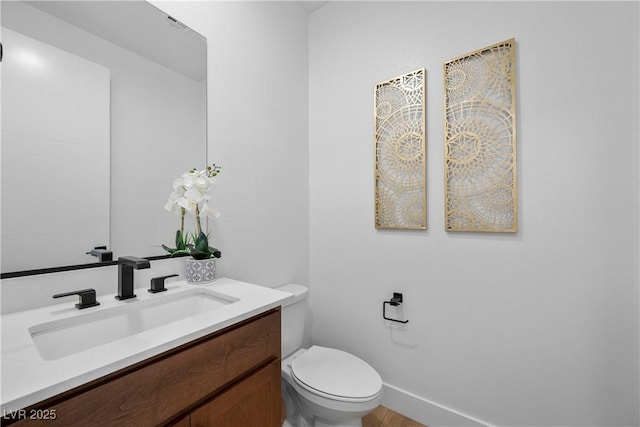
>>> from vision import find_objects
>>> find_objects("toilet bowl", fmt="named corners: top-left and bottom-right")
top-left (282, 346), bottom-right (383, 427)
top-left (276, 284), bottom-right (383, 427)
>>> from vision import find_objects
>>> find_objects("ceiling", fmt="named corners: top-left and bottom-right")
top-left (25, 1), bottom-right (207, 82)
top-left (298, 1), bottom-right (331, 14)
top-left (23, 0), bottom-right (330, 81)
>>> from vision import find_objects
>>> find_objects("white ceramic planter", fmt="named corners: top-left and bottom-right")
top-left (185, 258), bottom-right (216, 284)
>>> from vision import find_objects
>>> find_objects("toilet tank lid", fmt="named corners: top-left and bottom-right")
top-left (275, 283), bottom-right (308, 305)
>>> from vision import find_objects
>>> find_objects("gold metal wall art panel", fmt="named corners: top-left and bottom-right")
top-left (374, 68), bottom-right (426, 230)
top-left (443, 39), bottom-right (517, 232)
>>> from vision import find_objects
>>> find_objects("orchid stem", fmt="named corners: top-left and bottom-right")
top-left (180, 207), bottom-right (185, 237)
top-left (195, 206), bottom-right (202, 235)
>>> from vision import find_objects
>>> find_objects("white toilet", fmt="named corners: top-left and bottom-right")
top-left (277, 284), bottom-right (383, 427)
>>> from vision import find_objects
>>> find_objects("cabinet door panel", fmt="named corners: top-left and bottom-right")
top-left (167, 415), bottom-right (190, 427)
top-left (191, 360), bottom-right (281, 427)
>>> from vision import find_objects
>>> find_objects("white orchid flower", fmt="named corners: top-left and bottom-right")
top-left (184, 188), bottom-right (203, 202)
top-left (180, 173), bottom-right (195, 189)
top-left (164, 198), bottom-right (176, 212)
top-left (171, 187), bottom-right (185, 198)
top-left (201, 202), bottom-right (220, 219)
top-left (164, 191), bottom-right (183, 214)
top-left (177, 197), bottom-right (197, 212)
top-left (193, 176), bottom-right (209, 191)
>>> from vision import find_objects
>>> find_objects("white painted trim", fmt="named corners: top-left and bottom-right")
top-left (381, 383), bottom-right (492, 427)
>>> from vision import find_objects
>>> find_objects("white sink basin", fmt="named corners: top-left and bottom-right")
top-left (29, 288), bottom-right (239, 360)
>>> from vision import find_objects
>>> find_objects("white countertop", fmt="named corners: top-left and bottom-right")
top-left (0, 277), bottom-right (293, 412)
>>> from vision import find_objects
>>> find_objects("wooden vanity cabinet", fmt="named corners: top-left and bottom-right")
top-left (4, 308), bottom-right (281, 427)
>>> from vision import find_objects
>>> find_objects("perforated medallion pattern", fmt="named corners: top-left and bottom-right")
top-left (374, 69), bottom-right (426, 230)
top-left (444, 39), bottom-right (518, 232)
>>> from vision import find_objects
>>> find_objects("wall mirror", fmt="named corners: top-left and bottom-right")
top-left (1, 1), bottom-right (207, 276)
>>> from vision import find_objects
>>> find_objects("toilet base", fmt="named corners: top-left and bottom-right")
top-left (314, 418), bottom-right (362, 427)
top-left (282, 373), bottom-right (367, 427)
top-left (281, 415), bottom-right (361, 427)
top-left (281, 407), bottom-right (362, 427)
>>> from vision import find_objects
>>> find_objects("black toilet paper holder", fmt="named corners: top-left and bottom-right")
top-left (383, 292), bottom-right (409, 324)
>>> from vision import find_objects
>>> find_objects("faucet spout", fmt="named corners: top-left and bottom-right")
top-left (118, 256), bottom-right (151, 269)
top-left (116, 256), bottom-right (150, 301)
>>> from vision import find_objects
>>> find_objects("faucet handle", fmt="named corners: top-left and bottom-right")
top-left (149, 274), bottom-right (179, 294)
top-left (87, 246), bottom-right (113, 262)
top-left (53, 289), bottom-right (100, 309)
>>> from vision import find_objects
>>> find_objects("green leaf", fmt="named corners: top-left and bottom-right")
top-left (161, 244), bottom-right (176, 254)
top-left (166, 230), bottom-right (220, 260)
top-left (190, 250), bottom-right (210, 260)
top-left (175, 230), bottom-right (187, 250)
top-left (170, 249), bottom-right (191, 257)
top-left (194, 232), bottom-right (209, 253)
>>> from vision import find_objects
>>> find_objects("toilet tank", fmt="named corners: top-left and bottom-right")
top-left (275, 284), bottom-right (309, 359)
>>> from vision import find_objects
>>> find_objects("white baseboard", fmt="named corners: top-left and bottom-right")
top-left (381, 383), bottom-right (492, 427)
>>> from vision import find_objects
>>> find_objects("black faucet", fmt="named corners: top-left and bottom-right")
top-left (53, 289), bottom-right (100, 309)
top-left (149, 274), bottom-right (179, 294)
top-left (86, 246), bottom-right (113, 262)
top-left (116, 256), bottom-right (150, 300)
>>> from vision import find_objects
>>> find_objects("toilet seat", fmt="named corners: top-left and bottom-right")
top-left (290, 346), bottom-right (382, 403)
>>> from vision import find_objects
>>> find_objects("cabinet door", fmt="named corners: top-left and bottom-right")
top-left (190, 360), bottom-right (281, 427)
top-left (167, 415), bottom-right (190, 427)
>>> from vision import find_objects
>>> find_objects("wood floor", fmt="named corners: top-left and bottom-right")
top-left (362, 405), bottom-right (425, 427)
top-left (282, 401), bottom-right (425, 427)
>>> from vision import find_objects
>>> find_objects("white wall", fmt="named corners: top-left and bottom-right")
top-left (151, 1), bottom-right (310, 288)
top-left (309, 2), bottom-right (639, 426)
